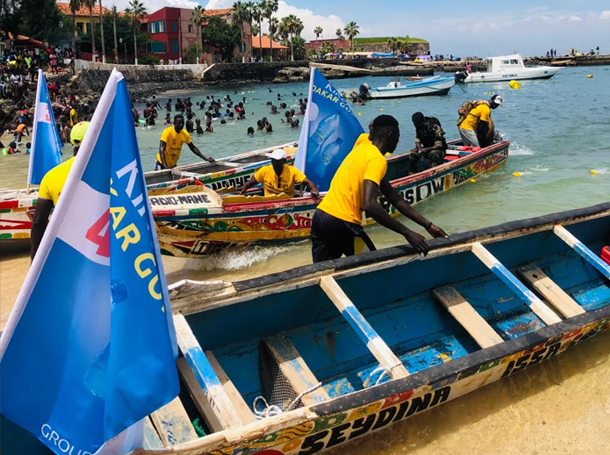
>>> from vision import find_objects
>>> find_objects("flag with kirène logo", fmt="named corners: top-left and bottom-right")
top-left (27, 69), bottom-right (63, 185)
top-left (0, 69), bottom-right (179, 455)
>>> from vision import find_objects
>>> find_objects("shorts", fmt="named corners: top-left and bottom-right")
top-left (310, 209), bottom-right (376, 263)
top-left (154, 161), bottom-right (164, 171)
top-left (458, 128), bottom-right (479, 147)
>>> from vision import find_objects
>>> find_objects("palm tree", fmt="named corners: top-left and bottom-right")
top-left (335, 28), bottom-right (343, 40)
top-left (314, 26), bottom-right (323, 40)
top-left (232, 1), bottom-right (249, 60)
top-left (99, 0), bottom-right (106, 63)
top-left (125, 0), bottom-right (147, 65)
top-left (251, 23), bottom-right (260, 37)
top-left (291, 36), bottom-right (306, 60)
top-left (191, 5), bottom-right (205, 64)
top-left (84, 0), bottom-right (97, 61)
top-left (387, 37), bottom-right (399, 54)
top-left (251, 2), bottom-right (263, 59)
top-left (262, 0), bottom-right (278, 61)
top-left (112, 5), bottom-right (118, 63)
top-left (282, 14), bottom-right (302, 61)
top-left (69, 0), bottom-right (81, 53)
top-left (343, 21), bottom-right (359, 50)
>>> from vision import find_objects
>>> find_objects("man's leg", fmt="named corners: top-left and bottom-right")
top-left (154, 161), bottom-right (164, 171)
top-left (459, 128), bottom-right (479, 147)
top-left (311, 209), bottom-right (355, 263)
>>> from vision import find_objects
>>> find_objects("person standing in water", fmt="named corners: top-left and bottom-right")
top-left (156, 114), bottom-right (215, 170)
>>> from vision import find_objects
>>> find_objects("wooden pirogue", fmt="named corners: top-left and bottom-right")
top-left (4, 203), bottom-right (609, 455)
top-left (154, 140), bottom-right (510, 257)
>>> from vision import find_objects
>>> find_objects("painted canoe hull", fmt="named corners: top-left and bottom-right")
top-left (0, 142), bottom-right (297, 242)
top-left (463, 66), bottom-right (561, 83)
top-left (155, 141), bottom-right (510, 257)
top-left (3, 203), bottom-right (610, 455)
top-left (345, 77), bottom-right (455, 99)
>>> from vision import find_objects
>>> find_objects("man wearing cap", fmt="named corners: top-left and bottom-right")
top-left (239, 149), bottom-right (319, 198)
top-left (311, 115), bottom-right (448, 263)
top-left (458, 95), bottom-right (503, 148)
top-left (30, 122), bottom-right (89, 260)
top-left (156, 114), bottom-right (215, 170)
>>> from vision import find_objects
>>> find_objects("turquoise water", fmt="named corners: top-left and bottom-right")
top-left (1, 67), bottom-right (608, 279)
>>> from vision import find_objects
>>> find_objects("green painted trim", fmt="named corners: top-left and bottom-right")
top-left (0, 233), bottom-right (13, 239)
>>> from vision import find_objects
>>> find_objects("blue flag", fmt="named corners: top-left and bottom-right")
top-left (295, 68), bottom-right (364, 191)
top-left (0, 69), bottom-right (179, 455)
top-left (27, 69), bottom-right (63, 185)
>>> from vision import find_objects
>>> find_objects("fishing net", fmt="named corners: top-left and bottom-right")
top-left (256, 342), bottom-right (300, 417)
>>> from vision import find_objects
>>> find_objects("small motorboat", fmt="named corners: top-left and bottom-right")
top-left (345, 76), bottom-right (455, 100)
top-left (455, 54), bottom-right (561, 83)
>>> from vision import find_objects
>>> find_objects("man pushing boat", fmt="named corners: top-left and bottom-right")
top-left (156, 114), bottom-right (215, 170)
top-left (311, 115), bottom-right (448, 263)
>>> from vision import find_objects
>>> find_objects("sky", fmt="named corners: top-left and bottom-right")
top-left (106, 0), bottom-right (610, 56)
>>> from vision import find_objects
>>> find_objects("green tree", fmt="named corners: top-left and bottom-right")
top-left (232, 1), bottom-right (249, 60)
top-left (281, 14), bottom-right (302, 61)
top-left (84, 0), bottom-right (96, 60)
top-left (314, 26), bottom-right (323, 40)
top-left (88, 12), bottom-right (149, 61)
top-left (291, 35), bottom-right (306, 60)
top-left (69, 0), bottom-right (82, 51)
top-left (17, 0), bottom-right (66, 44)
top-left (191, 5), bottom-right (205, 64)
top-left (251, 23), bottom-right (259, 37)
top-left (387, 37), bottom-right (399, 54)
top-left (262, 0), bottom-right (278, 61)
top-left (125, 0), bottom-right (146, 65)
top-left (99, 0), bottom-right (106, 62)
top-left (343, 21), bottom-right (359, 50)
top-left (320, 40), bottom-right (335, 57)
top-left (201, 15), bottom-right (241, 62)
top-left (251, 2), bottom-right (263, 59)
top-left (335, 28), bottom-right (343, 39)
top-left (112, 5), bottom-right (118, 62)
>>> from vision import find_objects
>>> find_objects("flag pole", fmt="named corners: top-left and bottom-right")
top-left (26, 70), bottom-right (44, 193)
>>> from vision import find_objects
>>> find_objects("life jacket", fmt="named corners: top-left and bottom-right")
top-left (457, 100), bottom-right (489, 126)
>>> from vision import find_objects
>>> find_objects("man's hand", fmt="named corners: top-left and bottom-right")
top-left (427, 224), bottom-right (449, 239)
top-left (311, 190), bottom-right (320, 198)
top-left (404, 230), bottom-right (429, 255)
top-left (207, 157), bottom-right (216, 163)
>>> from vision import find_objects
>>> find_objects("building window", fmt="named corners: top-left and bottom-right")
top-left (172, 40), bottom-right (179, 52)
top-left (160, 20), bottom-right (166, 32)
top-left (149, 22), bottom-right (156, 33)
top-left (172, 23), bottom-right (177, 32)
top-left (151, 42), bottom-right (167, 53)
top-left (188, 24), bottom-right (193, 33)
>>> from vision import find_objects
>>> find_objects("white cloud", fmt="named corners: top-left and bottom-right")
top-left (168, 0), bottom-right (200, 8)
top-left (601, 10), bottom-right (610, 19)
top-left (570, 15), bottom-right (583, 22)
top-left (272, 1), bottom-right (344, 41)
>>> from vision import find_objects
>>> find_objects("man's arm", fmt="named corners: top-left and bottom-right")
top-left (379, 178), bottom-right (448, 239)
top-left (239, 175), bottom-right (259, 195)
top-left (362, 180), bottom-right (430, 254)
top-left (187, 142), bottom-right (215, 163)
top-left (302, 177), bottom-right (320, 197)
top-left (158, 140), bottom-right (168, 168)
top-left (30, 198), bottom-right (53, 260)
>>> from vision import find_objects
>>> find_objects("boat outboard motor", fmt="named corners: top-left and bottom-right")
top-left (455, 71), bottom-right (468, 84)
top-left (359, 83), bottom-right (370, 98)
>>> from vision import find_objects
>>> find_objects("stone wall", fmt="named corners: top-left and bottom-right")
top-left (354, 42), bottom-right (430, 55)
top-left (202, 61), bottom-right (308, 84)
top-left (74, 59), bottom-right (208, 77)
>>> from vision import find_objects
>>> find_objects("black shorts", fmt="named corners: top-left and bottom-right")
top-left (310, 209), bottom-right (376, 263)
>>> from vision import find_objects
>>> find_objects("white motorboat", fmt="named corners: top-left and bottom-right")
top-left (344, 76), bottom-right (455, 100)
top-left (455, 54), bottom-right (561, 83)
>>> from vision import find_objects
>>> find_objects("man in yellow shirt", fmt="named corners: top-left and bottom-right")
top-left (239, 149), bottom-right (319, 198)
top-left (30, 122), bottom-right (88, 259)
top-left (69, 106), bottom-right (78, 127)
top-left (458, 95), bottom-right (502, 147)
top-left (312, 115), bottom-right (447, 263)
top-left (156, 114), bottom-right (215, 170)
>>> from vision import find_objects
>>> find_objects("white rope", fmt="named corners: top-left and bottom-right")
top-left (363, 362), bottom-right (403, 388)
top-left (253, 382), bottom-right (324, 418)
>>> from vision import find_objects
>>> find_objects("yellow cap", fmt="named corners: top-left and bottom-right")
top-left (70, 121), bottom-right (90, 145)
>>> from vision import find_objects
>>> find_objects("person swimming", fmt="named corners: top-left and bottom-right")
top-left (247, 126), bottom-right (255, 136)
top-left (195, 118), bottom-right (204, 134)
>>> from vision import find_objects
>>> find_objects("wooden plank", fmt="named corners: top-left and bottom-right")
top-left (174, 313), bottom-right (246, 430)
top-left (319, 276), bottom-right (409, 379)
top-left (264, 335), bottom-right (331, 406)
top-left (205, 350), bottom-right (257, 425)
top-left (518, 264), bottom-right (586, 318)
top-left (470, 242), bottom-right (561, 326)
top-left (143, 417), bottom-right (164, 449)
top-left (553, 225), bottom-right (610, 279)
top-left (432, 286), bottom-right (504, 349)
top-left (149, 397), bottom-right (198, 446)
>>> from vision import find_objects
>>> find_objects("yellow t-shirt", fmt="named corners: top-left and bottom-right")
top-left (69, 109), bottom-right (78, 127)
top-left (318, 133), bottom-right (387, 225)
top-left (254, 164), bottom-right (306, 197)
top-left (39, 157), bottom-right (75, 205)
top-left (157, 127), bottom-right (192, 168)
top-left (460, 104), bottom-right (491, 131)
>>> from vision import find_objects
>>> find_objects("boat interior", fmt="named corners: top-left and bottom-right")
top-left (156, 213), bottom-right (609, 443)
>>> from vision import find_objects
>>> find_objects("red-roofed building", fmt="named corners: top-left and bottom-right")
top-left (146, 7), bottom-right (252, 64)
top-left (252, 36), bottom-right (288, 60)
top-left (56, 1), bottom-right (112, 36)
top-left (305, 38), bottom-right (350, 52)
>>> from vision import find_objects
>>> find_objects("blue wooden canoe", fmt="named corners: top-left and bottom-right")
top-left (3, 203), bottom-right (610, 454)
